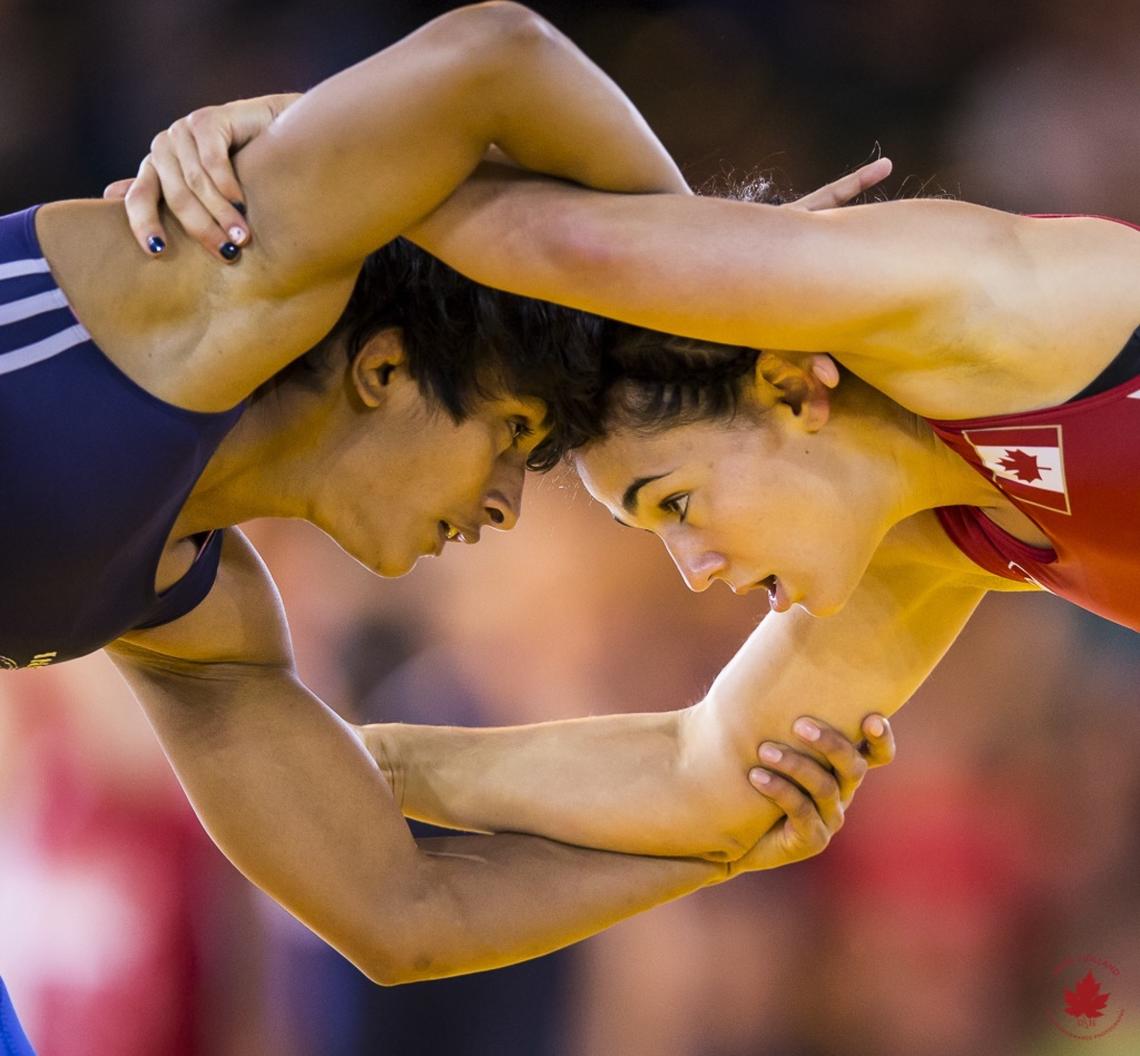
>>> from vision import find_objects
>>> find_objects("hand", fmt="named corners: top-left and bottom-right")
top-left (726, 713), bottom-right (895, 877)
top-left (768, 156), bottom-right (893, 419)
top-left (104, 92), bottom-right (301, 260)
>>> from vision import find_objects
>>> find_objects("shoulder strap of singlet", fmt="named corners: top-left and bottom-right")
top-left (133, 530), bottom-right (227, 632)
top-left (1066, 326), bottom-right (1140, 402)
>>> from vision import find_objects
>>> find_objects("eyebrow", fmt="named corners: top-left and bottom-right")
top-left (621, 471), bottom-right (673, 514)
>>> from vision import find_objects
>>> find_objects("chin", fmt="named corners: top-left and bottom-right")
top-left (360, 549), bottom-right (421, 578)
top-left (799, 576), bottom-right (855, 618)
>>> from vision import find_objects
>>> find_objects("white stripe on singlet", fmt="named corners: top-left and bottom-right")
top-left (0, 324), bottom-right (91, 377)
top-left (0, 288), bottom-right (68, 326)
top-left (0, 257), bottom-right (51, 282)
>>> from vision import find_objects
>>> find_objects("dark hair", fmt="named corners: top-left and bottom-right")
top-left (599, 325), bottom-right (762, 433)
top-left (267, 237), bottom-right (608, 471)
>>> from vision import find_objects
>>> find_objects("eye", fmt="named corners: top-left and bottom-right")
top-left (659, 493), bottom-right (690, 522)
top-left (508, 416), bottom-right (536, 446)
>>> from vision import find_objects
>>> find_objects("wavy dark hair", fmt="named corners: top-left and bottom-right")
top-left (598, 324), bottom-right (763, 435)
top-left (265, 237), bottom-right (608, 471)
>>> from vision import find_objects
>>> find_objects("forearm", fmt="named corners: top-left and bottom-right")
top-left (114, 657), bottom-right (721, 984)
top-left (400, 832), bottom-right (721, 983)
top-left (366, 532), bottom-right (983, 863)
top-left (364, 709), bottom-right (747, 860)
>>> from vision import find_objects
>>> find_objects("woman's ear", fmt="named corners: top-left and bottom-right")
top-left (350, 328), bottom-right (406, 408)
top-left (754, 351), bottom-right (837, 432)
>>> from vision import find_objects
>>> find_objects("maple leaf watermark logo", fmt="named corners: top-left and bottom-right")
top-left (996, 448), bottom-right (1043, 483)
top-left (1064, 970), bottom-right (1110, 1025)
top-left (1047, 955), bottom-right (1126, 1040)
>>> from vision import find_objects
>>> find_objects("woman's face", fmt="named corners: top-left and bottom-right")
top-left (574, 402), bottom-right (892, 617)
top-left (304, 333), bottom-right (549, 578)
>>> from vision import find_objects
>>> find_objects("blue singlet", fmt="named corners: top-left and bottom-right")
top-left (0, 206), bottom-right (245, 670)
top-left (0, 977), bottom-right (34, 1056)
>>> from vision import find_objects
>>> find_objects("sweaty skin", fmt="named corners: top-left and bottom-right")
top-left (14, 3), bottom-right (895, 984)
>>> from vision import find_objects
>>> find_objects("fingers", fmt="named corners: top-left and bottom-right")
top-left (122, 158), bottom-right (167, 255)
top-left (747, 772), bottom-right (831, 865)
top-left (121, 107), bottom-right (252, 261)
top-left (751, 739), bottom-right (844, 832)
top-left (790, 716), bottom-right (870, 808)
top-left (790, 156), bottom-right (893, 213)
top-left (859, 713), bottom-right (896, 769)
top-left (184, 108), bottom-right (247, 209)
top-left (165, 118), bottom-right (247, 259)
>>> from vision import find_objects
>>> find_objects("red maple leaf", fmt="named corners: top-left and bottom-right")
top-left (1064, 971), bottom-right (1110, 1020)
top-left (997, 448), bottom-right (1044, 483)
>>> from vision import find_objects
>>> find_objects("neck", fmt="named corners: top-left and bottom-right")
top-left (832, 376), bottom-right (1005, 527)
top-left (174, 381), bottom-right (332, 537)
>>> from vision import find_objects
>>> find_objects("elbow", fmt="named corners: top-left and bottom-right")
top-left (352, 936), bottom-right (433, 989)
top-left (673, 704), bottom-right (771, 864)
top-left (444, 3), bottom-right (560, 73)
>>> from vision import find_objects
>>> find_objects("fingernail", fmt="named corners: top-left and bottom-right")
top-left (231, 200), bottom-right (247, 216)
top-left (219, 241), bottom-right (240, 261)
top-left (794, 719), bottom-right (820, 742)
top-left (750, 768), bottom-right (771, 786)
top-left (759, 744), bottom-right (783, 764)
top-left (228, 226), bottom-right (247, 245)
top-left (147, 235), bottom-right (165, 255)
top-left (866, 715), bottom-right (885, 737)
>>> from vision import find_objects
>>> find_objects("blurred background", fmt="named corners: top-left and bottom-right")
top-left (2, 1), bottom-right (1139, 1053)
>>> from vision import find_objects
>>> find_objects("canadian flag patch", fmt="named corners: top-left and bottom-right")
top-left (962, 425), bottom-right (1070, 514)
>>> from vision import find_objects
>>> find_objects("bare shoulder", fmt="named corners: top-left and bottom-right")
top-left (836, 206), bottom-right (1140, 417)
top-left (35, 200), bottom-right (358, 412)
top-left (109, 528), bottom-right (294, 677)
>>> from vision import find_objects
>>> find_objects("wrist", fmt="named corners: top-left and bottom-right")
top-left (358, 722), bottom-right (408, 810)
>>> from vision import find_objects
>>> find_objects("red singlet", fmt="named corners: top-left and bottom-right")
top-left (928, 214), bottom-right (1140, 629)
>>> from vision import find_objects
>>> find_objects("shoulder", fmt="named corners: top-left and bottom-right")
top-left (35, 200), bottom-right (359, 412)
top-left (839, 210), bottom-right (1140, 417)
top-left (110, 528), bottom-right (294, 677)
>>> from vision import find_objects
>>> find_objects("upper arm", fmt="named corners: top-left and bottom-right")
top-left (677, 517), bottom-right (986, 856)
top-left (421, 180), bottom-right (1140, 411)
top-left (108, 531), bottom-right (430, 980)
top-left (419, 184), bottom-right (1018, 357)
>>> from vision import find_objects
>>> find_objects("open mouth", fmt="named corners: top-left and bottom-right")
top-left (439, 520), bottom-right (461, 542)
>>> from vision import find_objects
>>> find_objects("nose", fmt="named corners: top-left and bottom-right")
top-left (665, 538), bottom-right (728, 592)
top-left (483, 461), bottom-right (525, 532)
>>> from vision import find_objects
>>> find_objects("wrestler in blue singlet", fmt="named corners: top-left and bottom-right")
top-left (0, 206), bottom-right (245, 671)
top-left (0, 977), bottom-right (35, 1056)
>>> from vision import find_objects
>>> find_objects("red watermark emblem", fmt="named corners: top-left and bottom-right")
top-left (1047, 955), bottom-right (1126, 1040)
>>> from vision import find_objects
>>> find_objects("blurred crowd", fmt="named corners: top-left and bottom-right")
top-left (2, 1), bottom-right (1139, 1054)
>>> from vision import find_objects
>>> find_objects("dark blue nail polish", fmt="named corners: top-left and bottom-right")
top-left (231, 201), bottom-right (247, 217)
top-left (219, 241), bottom-right (240, 261)
top-left (147, 235), bottom-right (165, 255)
